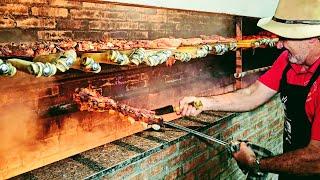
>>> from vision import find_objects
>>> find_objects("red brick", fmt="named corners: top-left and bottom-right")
top-left (82, 2), bottom-right (112, 9)
top-left (184, 171), bottom-right (195, 180)
top-left (222, 123), bottom-right (241, 138)
top-left (51, 86), bottom-right (59, 96)
top-left (111, 4), bottom-right (140, 12)
top-left (38, 30), bottom-right (73, 40)
top-left (156, 9), bottom-right (167, 15)
top-left (128, 31), bottom-right (148, 40)
top-left (89, 21), bottom-right (139, 30)
top-left (148, 30), bottom-right (167, 39)
top-left (130, 172), bottom-right (148, 180)
top-left (165, 167), bottom-right (182, 180)
top-left (0, 4), bottom-right (28, 15)
top-left (104, 31), bottom-right (128, 39)
top-left (113, 164), bottom-right (135, 178)
top-left (31, 7), bottom-right (68, 17)
top-left (167, 14), bottom-right (188, 23)
top-left (149, 164), bottom-right (164, 177)
top-left (70, 9), bottom-right (108, 19)
top-left (183, 151), bottom-right (208, 173)
top-left (49, 0), bottom-right (82, 8)
top-left (196, 156), bottom-right (223, 178)
top-left (17, 18), bottom-right (56, 29)
top-left (116, 22), bottom-right (139, 30)
top-left (106, 12), bottom-right (127, 21)
top-left (141, 144), bottom-right (177, 168)
top-left (168, 146), bottom-right (198, 167)
top-left (125, 81), bottom-right (147, 91)
top-left (0, 17), bottom-right (15, 28)
top-left (88, 21), bottom-right (109, 30)
top-left (179, 137), bottom-right (197, 150)
top-left (13, 0), bottom-right (47, 3)
top-left (125, 12), bottom-right (142, 22)
top-left (164, 73), bottom-right (182, 83)
top-left (57, 19), bottom-right (87, 30)
top-left (137, 7), bottom-right (157, 15)
top-left (73, 31), bottom-right (104, 41)
top-left (140, 14), bottom-right (167, 23)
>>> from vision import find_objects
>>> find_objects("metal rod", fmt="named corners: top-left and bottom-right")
top-left (164, 121), bottom-right (227, 146)
top-left (235, 16), bottom-right (243, 89)
top-left (234, 66), bottom-right (271, 78)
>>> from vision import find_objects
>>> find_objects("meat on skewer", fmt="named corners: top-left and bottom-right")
top-left (73, 88), bottom-right (163, 125)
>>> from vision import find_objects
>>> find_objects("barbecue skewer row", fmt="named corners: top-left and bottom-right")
top-left (0, 36), bottom-right (278, 58)
top-left (237, 38), bottom-right (279, 48)
top-left (234, 66), bottom-right (272, 78)
top-left (82, 42), bottom-right (237, 66)
top-left (6, 58), bottom-right (57, 77)
top-left (82, 49), bottom-right (172, 66)
top-left (0, 59), bottom-right (16, 77)
top-left (33, 50), bottom-right (77, 72)
top-left (73, 88), bottom-right (163, 125)
top-left (71, 57), bottom-right (102, 73)
top-left (34, 50), bottom-right (101, 73)
top-left (252, 38), bottom-right (279, 48)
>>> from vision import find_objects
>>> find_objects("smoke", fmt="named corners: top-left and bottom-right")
top-left (0, 101), bottom-right (41, 176)
top-left (0, 103), bottom-right (39, 151)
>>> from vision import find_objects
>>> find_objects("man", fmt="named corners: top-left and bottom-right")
top-left (178, 0), bottom-right (320, 178)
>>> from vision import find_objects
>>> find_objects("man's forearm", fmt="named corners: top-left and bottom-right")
top-left (260, 144), bottom-right (320, 175)
top-left (200, 92), bottom-right (258, 112)
top-left (200, 81), bottom-right (274, 112)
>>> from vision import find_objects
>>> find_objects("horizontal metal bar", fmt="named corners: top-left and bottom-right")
top-left (164, 121), bottom-right (227, 146)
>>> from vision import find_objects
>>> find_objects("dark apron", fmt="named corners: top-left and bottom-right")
top-left (279, 63), bottom-right (320, 179)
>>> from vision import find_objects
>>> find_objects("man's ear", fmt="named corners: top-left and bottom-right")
top-left (308, 37), bottom-right (319, 44)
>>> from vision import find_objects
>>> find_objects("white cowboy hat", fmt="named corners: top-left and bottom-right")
top-left (257, 0), bottom-right (320, 39)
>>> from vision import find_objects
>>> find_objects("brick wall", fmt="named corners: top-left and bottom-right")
top-left (0, 0), bottom-right (283, 179)
top-left (91, 95), bottom-right (284, 179)
top-left (0, 0), bottom-right (234, 43)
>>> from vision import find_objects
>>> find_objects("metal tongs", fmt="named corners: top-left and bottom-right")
top-left (164, 121), bottom-right (273, 180)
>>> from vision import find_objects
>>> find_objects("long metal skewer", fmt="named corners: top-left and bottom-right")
top-left (164, 121), bottom-right (228, 146)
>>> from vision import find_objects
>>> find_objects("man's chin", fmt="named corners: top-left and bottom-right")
top-left (289, 60), bottom-right (303, 65)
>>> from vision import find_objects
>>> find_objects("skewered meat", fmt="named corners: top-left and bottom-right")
top-left (180, 38), bottom-right (203, 46)
top-left (200, 35), bottom-right (236, 43)
top-left (149, 38), bottom-right (182, 49)
top-left (58, 39), bottom-right (77, 50)
top-left (73, 88), bottom-right (163, 125)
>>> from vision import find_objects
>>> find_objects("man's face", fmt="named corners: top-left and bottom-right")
top-left (277, 38), bottom-right (311, 65)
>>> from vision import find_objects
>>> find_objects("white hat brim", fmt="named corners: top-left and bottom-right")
top-left (257, 17), bottom-right (320, 39)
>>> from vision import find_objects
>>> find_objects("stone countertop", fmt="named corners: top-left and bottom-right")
top-left (12, 111), bottom-right (237, 180)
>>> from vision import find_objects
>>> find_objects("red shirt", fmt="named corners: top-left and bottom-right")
top-left (259, 50), bottom-right (320, 141)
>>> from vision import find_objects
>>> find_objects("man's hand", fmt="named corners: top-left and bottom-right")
top-left (233, 142), bottom-right (257, 169)
top-left (178, 96), bottom-right (203, 116)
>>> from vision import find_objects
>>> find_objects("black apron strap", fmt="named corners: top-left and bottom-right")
top-left (307, 64), bottom-right (320, 88)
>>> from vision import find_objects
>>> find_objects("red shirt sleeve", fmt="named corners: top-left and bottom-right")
top-left (310, 84), bottom-right (320, 141)
top-left (258, 51), bottom-right (289, 91)
top-left (311, 112), bottom-right (320, 141)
